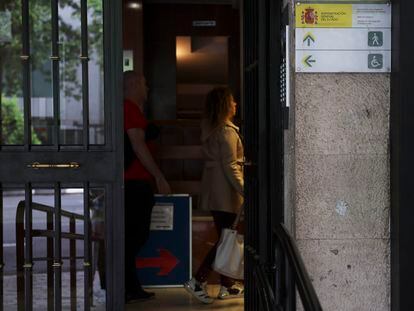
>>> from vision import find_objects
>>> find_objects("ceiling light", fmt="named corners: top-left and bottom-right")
top-left (127, 2), bottom-right (142, 10)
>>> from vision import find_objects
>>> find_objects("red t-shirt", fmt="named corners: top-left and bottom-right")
top-left (124, 99), bottom-right (156, 181)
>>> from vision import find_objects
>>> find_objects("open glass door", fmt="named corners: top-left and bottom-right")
top-left (0, 0), bottom-right (123, 310)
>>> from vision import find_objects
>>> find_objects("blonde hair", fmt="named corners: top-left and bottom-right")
top-left (204, 87), bottom-right (233, 128)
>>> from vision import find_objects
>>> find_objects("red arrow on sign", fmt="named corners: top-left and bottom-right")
top-left (136, 249), bottom-right (180, 276)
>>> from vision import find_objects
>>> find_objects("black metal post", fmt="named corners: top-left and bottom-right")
top-left (70, 216), bottom-right (77, 311)
top-left (81, 0), bottom-right (90, 149)
top-left (51, 0), bottom-right (60, 149)
top-left (0, 185), bottom-right (3, 311)
top-left (47, 211), bottom-right (54, 311)
top-left (22, 0), bottom-right (31, 149)
top-left (83, 183), bottom-right (91, 310)
top-left (16, 201), bottom-right (25, 311)
top-left (24, 184), bottom-right (33, 311)
top-left (53, 183), bottom-right (62, 311)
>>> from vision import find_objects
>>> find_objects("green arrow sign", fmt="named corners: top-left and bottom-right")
top-left (303, 32), bottom-right (315, 47)
top-left (302, 55), bottom-right (316, 68)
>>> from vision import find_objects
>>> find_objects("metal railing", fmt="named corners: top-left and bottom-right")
top-left (16, 200), bottom-right (93, 311)
top-left (246, 223), bottom-right (323, 311)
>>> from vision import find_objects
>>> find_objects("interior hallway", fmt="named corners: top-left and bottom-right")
top-left (126, 286), bottom-right (244, 311)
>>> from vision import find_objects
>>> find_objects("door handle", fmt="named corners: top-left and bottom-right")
top-left (27, 162), bottom-right (80, 169)
top-left (243, 160), bottom-right (256, 167)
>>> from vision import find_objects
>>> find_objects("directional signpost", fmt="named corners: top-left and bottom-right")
top-left (295, 3), bottom-right (392, 73)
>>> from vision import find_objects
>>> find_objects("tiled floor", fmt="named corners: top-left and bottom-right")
top-left (126, 286), bottom-right (244, 311)
top-left (3, 273), bottom-right (243, 310)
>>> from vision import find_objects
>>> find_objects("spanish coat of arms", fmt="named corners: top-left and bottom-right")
top-left (301, 7), bottom-right (318, 25)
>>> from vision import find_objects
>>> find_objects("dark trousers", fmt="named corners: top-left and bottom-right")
top-left (195, 211), bottom-right (237, 287)
top-left (125, 180), bottom-right (155, 294)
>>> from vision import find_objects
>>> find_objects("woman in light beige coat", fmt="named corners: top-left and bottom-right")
top-left (184, 87), bottom-right (244, 304)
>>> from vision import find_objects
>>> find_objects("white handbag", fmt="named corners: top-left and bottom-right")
top-left (212, 209), bottom-right (244, 280)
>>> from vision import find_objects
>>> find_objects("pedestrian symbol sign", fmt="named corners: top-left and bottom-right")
top-left (368, 31), bottom-right (383, 47)
top-left (368, 54), bottom-right (383, 69)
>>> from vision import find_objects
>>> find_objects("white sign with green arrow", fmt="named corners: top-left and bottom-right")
top-left (296, 50), bottom-right (391, 73)
top-left (295, 3), bottom-right (391, 73)
top-left (296, 28), bottom-right (391, 50)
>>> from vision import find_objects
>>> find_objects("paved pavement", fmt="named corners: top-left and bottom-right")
top-left (2, 271), bottom-right (106, 310)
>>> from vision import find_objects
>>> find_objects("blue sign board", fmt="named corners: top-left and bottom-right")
top-left (136, 194), bottom-right (192, 287)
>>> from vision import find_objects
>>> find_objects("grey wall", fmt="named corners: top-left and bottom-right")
top-left (294, 74), bottom-right (390, 310)
top-left (289, 4), bottom-right (391, 309)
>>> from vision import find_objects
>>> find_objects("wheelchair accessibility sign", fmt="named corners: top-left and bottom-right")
top-left (368, 54), bottom-right (383, 70)
top-left (296, 50), bottom-right (391, 73)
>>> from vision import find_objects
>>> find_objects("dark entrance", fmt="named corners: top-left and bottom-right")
top-left (123, 0), bottom-right (286, 309)
top-left (0, 0), bottom-right (123, 310)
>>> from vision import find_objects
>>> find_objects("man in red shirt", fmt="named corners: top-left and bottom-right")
top-left (123, 71), bottom-right (171, 303)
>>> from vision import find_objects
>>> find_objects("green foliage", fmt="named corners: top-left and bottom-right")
top-left (1, 97), bottom-right (40, 145)
top-left (0, 0), bottom-right (103, 100)
top-left (0, 0), bottom-right (103, 145)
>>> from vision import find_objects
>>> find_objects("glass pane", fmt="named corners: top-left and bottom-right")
top-left (30, 0), bottom-right (53, 145)
top-left (89, 188), bottom-right (106, 308)
top-left (60, 187), bottom-right (106, 309)
top-left (88, 1), bottom-right (105, 145)
top-left (59, 0), bottom-right (83, 145)
top-left (31, 187), bottom-right (55, 309)
top-left (0, 3), bottom-right (24, 145)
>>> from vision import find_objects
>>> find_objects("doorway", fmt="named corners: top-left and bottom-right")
top-left (123, 0), bottom-right (246, 309)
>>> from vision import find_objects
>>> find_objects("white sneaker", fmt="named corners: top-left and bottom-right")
top-left (184, 278), bottom-right (214, 304)
top-left (217, 283), bottom-right (244, 299)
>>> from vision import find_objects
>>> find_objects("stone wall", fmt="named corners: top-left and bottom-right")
top-left (293, 73), bottom-right (390, 310)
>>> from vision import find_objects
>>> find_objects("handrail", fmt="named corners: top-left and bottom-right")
top-left (25, 201), bottom-right (85, 220)
top-left (245, 245), bottom-right (281, 311)
top-left (15, 200), bottom-right (93, 311)
top-left (273, 223), bottom-right (323, 311)
top-left (246, 223), bottom-right (323, 311)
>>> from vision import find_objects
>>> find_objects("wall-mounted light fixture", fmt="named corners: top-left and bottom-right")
top-left (127, 2), bottom-right (142, 10)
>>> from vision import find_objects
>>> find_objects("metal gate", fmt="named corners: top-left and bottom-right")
top-left (0, 0), bottom-right (123, 310)
top-left (243, 0), bottom-right (284, 310)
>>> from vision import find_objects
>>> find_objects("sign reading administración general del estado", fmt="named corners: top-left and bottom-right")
top-left (295, 3), bottom-right (392, 73)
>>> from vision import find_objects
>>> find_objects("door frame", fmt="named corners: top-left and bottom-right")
top-left (103, 0), bottom-right (124, 309)
top-left (243, 0), bottom-right (284, 310)
top-left (390, 1), bottom-right (414, 310)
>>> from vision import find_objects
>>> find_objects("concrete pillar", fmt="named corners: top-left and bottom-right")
top-left (288, 4), bottom-right (391, 309)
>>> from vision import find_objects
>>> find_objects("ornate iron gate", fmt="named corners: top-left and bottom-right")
top-left (0, 0), bottom-right (123, 310)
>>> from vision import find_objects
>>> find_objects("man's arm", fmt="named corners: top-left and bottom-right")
top-left (126, 127), bottom-right (171, 194)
